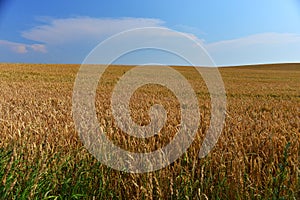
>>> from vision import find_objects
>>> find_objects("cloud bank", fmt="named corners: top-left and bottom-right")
top-left (0, 40), bottom-right (47, 54)
top-left (21, 17), bottom-right (165, 45)
top-left (1, 16), bottom-right (300, 65)
top-left (206, 33), bottom-right (300, 66)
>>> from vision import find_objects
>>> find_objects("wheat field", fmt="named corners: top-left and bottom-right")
top-left (0, 63), bottom-right (299, 199)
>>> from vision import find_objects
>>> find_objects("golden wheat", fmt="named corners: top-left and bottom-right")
top-left (0, 63), bottom-right (299, 199)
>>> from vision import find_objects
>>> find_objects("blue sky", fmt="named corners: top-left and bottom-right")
top-left (0, 0), bottom-right (300, 66)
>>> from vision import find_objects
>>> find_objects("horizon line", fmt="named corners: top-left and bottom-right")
top-left (0, 61), bottom-right (300, 68)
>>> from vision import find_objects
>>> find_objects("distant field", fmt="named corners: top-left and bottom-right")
top-left (0, 63), bottom-right (299, 199)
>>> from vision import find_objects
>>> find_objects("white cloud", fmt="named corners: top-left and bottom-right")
top-left (1, 16), bottom-right (300, 65)
top-left (17, 17), bottom-right (209, 64)
top-left (206, 32), bottom-right (300, 50)
top-left (13, 44), bottom-right (28, 54)
top-left (174, 24), bottom-right (206, 36)
top-left (205, 33), bottom-right (300, 66)
top-left (0, 40), bottom-right (47, 54)
top-left (21, 17), bottom-right (165, 45)
top-left (30, 44), bottom-right (47, 53)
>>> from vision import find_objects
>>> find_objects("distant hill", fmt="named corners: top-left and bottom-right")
top-left (220, 63), bottom-right (300, 71)
top-left (1, 62), bottom-right (300, 71)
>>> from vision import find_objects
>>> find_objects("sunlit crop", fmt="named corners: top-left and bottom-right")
top-left (0, 63), bottom-right (299, 199)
